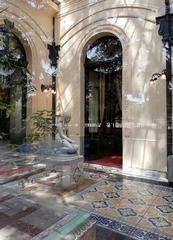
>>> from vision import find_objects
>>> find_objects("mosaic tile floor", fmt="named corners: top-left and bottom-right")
top-left (4, 169), bottom-right (172, 239)
top-left (0, 143), bottom-right (172, 239)
top-left (64, 176), bottom-right (173, 240)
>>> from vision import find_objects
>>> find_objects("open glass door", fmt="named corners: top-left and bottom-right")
top-left (84, 36), bottom-right (122, 167)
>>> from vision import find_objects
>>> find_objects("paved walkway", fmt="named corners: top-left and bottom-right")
top-left (1, 142), bottom-right (173, 239)
top-left (9, 167), bottom-right (172, 240)
top-left (64, 171), bottom-right (173, 240)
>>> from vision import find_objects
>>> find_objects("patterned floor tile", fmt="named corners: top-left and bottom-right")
top-left (119, 215), bottom-right (142, 226)
top-left (130, 227), bottom-right (168, 240)
top-left (65, 178), bottom-right (173, 239)
top-left (104, 191), bottom-right (121, 199)
top-left (91, 214), bottom-right (134, 236)
top-left (163, 196), bottom-right (173, 203)
top-left (167, 212), bottom-right (173, 222)
top-left (136, 218), bottom-right (158, 232)
top-left (156, 205), bottom-right (173, 214)
top-left (156, 224), bottom-right (173, 239)
top-left (141, 194), bottom-right (157, 204)
top-left (127, 204), bottom-right (148, 217)
top-left (94, 207), bottom-right (121, 219)
top-left (92, 200), bottom-right (108, 209)
top-left (142, 203), bottom-right (173, 238)
top-left (128, 198), bottom-right (146, 205)
top-left (98, 185), bottom-right (116, 193)
top-left (146, 205), bottom-right (162, 217)
top-left (82, 191), bottom-right (104, 201)
top-left (118, 208), bottom-right (137, 217)
top-left (108, 198), bottom-right (130, 208)
top-left (114, 184), bottom-right (129, 192)
top-left (148, 217), bottom-right (171, 228)
top-left (154, 197), bottom-right (170, 205)
top-left (3, 169), bottom-right (173, 240)
top-left (153, 210), bottom-right (173, 239)
top-left (95, 181), bottom-right (131, 198)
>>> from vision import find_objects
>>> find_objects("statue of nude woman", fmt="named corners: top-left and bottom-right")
top-left (55, 112), bottom-right (78, 154)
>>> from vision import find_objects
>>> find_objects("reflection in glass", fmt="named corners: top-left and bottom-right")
top-left (0, 27), bottom-right (28, 143)
top-left (85, 36), bottom-right (122, 160)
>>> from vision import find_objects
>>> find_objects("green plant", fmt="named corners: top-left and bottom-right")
top-left (26, 110), bottom-right (55, 143)
top-left (0, 102), bottom-right (16, 118)
top-left (0, 102), bottom-right (16, 139)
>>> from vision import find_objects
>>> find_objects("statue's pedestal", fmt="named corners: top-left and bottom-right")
top-left (41, 154), bottom-right (84, 188)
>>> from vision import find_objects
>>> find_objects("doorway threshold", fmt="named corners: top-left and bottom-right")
top-left (84, 163), bottom-right (168, 183)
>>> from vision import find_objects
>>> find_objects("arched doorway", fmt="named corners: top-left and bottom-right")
top-left (84, 35), bottom-right (122, 167)
top-left (0, 25), bottom-right (28, 143)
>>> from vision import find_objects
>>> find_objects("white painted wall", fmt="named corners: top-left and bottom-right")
top-left (58, 0), bottom-right (167, 172)
top-left (1, 0), bottom-right (169, 172)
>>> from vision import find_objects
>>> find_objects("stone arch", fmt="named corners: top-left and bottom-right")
top-left (0, 6), bottom-right (50, 86)
top-left (0, 24), bottom-right (31, 141)
top-left (79, 25), bottom-right (128, 63)
top-left (79, 26), bottom-right (129, 158)
top-left (0, 6), bottom-right (51, 138)
top-left (0, 5), bottom-right (53, 129)
top-left (0, 17), bottom-right (36, 135)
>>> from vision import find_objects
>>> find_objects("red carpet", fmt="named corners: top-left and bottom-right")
top-left (0, 167), bottom-right (31, 176)
top-left (90, 155), bottom-right (122, 168)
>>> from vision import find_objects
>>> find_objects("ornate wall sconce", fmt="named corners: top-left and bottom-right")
top-left (150, 70), bottom-right (167, 85)
top-left (41, 84), bottom-right (56, 94)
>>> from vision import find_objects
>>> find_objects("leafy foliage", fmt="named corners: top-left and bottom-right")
top-left (86, 36), bottom-right (122, 73)
top-left (0, 20), bottom-right (28, 79)
top-left (25, 110), bottom-right (55, 143)
top-left (0, 19), bottom-right (27, 139)
top-left (0, 102), bottom-right (15, 118)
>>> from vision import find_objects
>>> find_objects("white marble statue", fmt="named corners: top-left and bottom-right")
top-left (55, 112), bottom-right (78, 154)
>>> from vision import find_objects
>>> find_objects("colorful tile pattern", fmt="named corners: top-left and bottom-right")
top-left (65, 176), bottom-right (173, 239)
top-left (92, 201), bottom-right (108, 209)
top-left (128, 198), bottom-right (145, 205)
top-left (163, 196), bottom-right (173, 203)
top-left (1, 149), bottom-right (173, 240)
top-left (156, 205), bottom-right (173, 214)
top-left (117, 208), bottom-right (137, 217)
top-left (104, 192), bottom-right (120, 199)
top-left (148, 217), bottom-right (171, 228)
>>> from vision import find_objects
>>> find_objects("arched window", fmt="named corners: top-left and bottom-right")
top-left (0, 26), bottom-right (28, 142)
